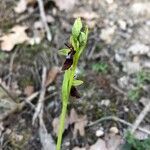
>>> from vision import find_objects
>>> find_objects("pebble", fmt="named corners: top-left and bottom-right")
top-left (115, 53), bottom-right (123, 62)
top-left (100, 26), bottom-right (116, 44)
top-left (100, 99), bottom-right (110, 107)
top-left (109, 127), bottom-right (119, 134)
top-left (96, 128), bottom-right (104, 137)
top-left (133, 56), bottom-right (140, 63)
top-left (123, 62), bottom-right (141, 74)
top-left (123, 106), bottom-right (129, 112)
top-left (118, 20), bottom-right (127, 30)
top-left (64, 141), bottom-right (70, 146)
top-left (118, 76), bottom-right (129, 89)
top-left (142, 60), bottom-right (150, 69)
top-left (105, 0), bottom-right (114, 4)
top-left (127, 43), bottom-right (150, 56)
top-left (131, 2), bottom-right (150, 16)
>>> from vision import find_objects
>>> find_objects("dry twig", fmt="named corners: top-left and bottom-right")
top-left (32, 66), bottom-right (47, 125)
top-left (7, 48), bottom-right (18, 87)
top-left (37, 0), bottom-right (52, 41)
top-left (131, 99), bottom-right (150, 134)
top-left (0, 91), bottom-right (39, 121)
top-left (39, 104), bottom-right (56, 150)
top-left (110, 83), bottom-right (127, 96)
top-left (87, 116), bottom-right (150, 135)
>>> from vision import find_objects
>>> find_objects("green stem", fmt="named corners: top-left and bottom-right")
top-left (56, 57), bottom-right (78, 150)
top-left (56, 103), bottom-right (68, 150)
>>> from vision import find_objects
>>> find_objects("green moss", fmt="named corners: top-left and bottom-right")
top-left (122, 131), bottom-right (150, 150)
top-left (92, 62), bottom-right (109, 74)
top-left (128, 88), bottom-right (141, 101)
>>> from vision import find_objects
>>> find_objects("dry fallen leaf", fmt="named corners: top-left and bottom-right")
top-left (69, 108), bottom-right (79, 124)
top-left (73, 114), bottom-right (87, 138)
top-left (52, 116), bottom-right (69, 136)
top-left (0, 25), bottom-right (30, 51)
top-left (52, 108), bottom-right (87, 138)
top-left (45, 67), bottom-right (61, 86)
top-left (69, 108), bottom-right (88, 138)
top-left (54, 0), bottom-right (77, 11)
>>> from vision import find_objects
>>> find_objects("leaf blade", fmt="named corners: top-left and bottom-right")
top-left (73, 79), bottom-right (83, 86)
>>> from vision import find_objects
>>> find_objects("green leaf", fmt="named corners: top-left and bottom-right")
top-left (78, 26), bottom-right (88, 56)
top-left (72, 18), bottom-right (82, 39)
top-left (84, 26), bottom-right (88, 42)
top-left (79, 32), bottom-right (86, 44)
top-left (58, 49), bottom-right (70, 56)
top-left (73, 79), bottom-right (83, 86)
top-left (70, 36), bottom-right (79, 51)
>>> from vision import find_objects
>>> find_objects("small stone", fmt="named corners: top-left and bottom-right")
top-left (118, 20), bottom-right (127, 30)
top-left (131, 2), bottom-right (150, 16)
top-left (100, 99), bottom-right (110, 107)
top-left (34, 21), bottom-right (44, 29)
top-left (105, 0), bottom-right (114, 4)
top-left (96, 129), bottom-right (104, 137)
top-left (133, 56), bottom-right (140, 63)
top-left (142, 60), bottom-right (150, 69)
top-left (123, 62), bottom-right (141, 74)
top-left (6, 129), bottom-right (11, 134)
top-left (100, 26), bottom-right (116, 44)
top-left (109, 127), bottom-right (119, 134)
top-left (64, 141), bottom-right (70, 146)
top-left (123, 106), bottom-right (129, 112)
top-left (118, 76), bottom-right (129, 89)
top-left (146, 20), bottom-right (150, 26)
top-left (115, 53), bottom-right (123, 62)
top-left (128, 43), bottom-right (150, 56)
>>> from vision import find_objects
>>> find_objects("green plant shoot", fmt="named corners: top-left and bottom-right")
top-left (56, 18), bottom-right (88, 150)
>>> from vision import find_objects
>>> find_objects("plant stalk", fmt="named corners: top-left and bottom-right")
top-left (56, 103), bottom-right (68, 150)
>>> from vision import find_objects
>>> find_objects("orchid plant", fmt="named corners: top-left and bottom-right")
top-left (56, 18), bottom-right (88, 150)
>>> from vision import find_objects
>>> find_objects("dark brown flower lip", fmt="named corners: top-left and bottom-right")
top-left (61, 43), bottom-right (76, 71)
top-left (62, 58), bottom-right (73, 70)
top-left (70, 86), bottom-right (80, 98)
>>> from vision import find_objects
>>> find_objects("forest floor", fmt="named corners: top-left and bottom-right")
top-left (0, 0), bottom-right (150, 150)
